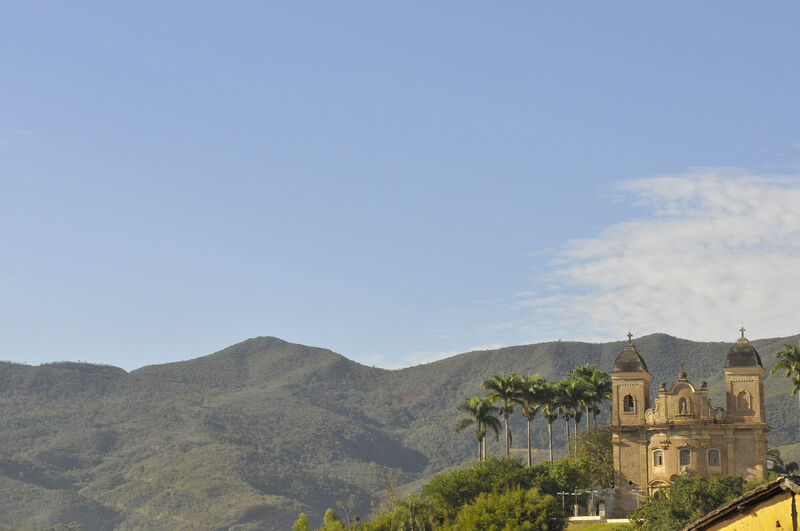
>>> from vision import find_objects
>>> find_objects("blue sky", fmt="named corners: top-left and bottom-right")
top-left (2, 3), bottom-right (800, 369)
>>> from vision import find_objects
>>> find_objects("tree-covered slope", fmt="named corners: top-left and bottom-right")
top-left (0, 333), bottom-right (798, 529)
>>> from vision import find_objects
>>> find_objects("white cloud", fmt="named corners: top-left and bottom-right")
top-left (520, 169), bottom-right (800, 343)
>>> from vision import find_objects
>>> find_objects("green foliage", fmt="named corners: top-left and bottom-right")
top-left (446, 487), bottom-right (566, 531)
top-left (628, 474), bottom-right (760, 531)
top-left (455, 396), bottom-right (501, 461)
top-left (365, 457), bottom-right (593, 528)
top-left (575, 427), bottom-right (614, 488)
top-left (293, 512), bottom-right (311, 531)
top-left (548, 458), bottom-right (592, 493)
top-left (321, 508), bottom-right (345, 530)
top-left (0, 333), bottom-right (797, 528)
top-left (422, 458), bottom-right (537, 520)
top-left (772, 343), bottom-right (800, 394)
top-left (566, 524), bottom-right (629, 531)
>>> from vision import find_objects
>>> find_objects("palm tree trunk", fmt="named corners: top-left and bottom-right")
top-left (527, 420), bottom-right (532, 467)
top-left (573, 418), bottom-right (578, 454)
top-left (547, 421), bottom-right (554, 463)
top-left (478, 437), bottom-right (482, 461)
top-left (586, 404), bottom-right (590, 433)
top-left (565, 418), bottom-right (571, 456)
top-left (504, 415), bottom-right (510, 457)
top-left (483, 436), bottom-right (487, 461)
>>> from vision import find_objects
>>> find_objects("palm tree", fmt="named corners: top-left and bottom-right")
top-left (518, 374), bottom-right (544, 466)
top-left (455, 396), bottom-right (501, 461)
top-left (568, 364), bottom-right (611, 430)
top-left (555, 380), bottom-right (575, 456)
top-left (481, 373), bottom-right (522, 458)
top-left (538, 379), bottom-right (560, 463)
top-left (572, 407), bottom-right (584, 455)
top-left (772, 343), bottom-right (800, 433)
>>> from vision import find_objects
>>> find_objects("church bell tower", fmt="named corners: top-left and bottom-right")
top-left (611, 333), bottom-right (651, 515)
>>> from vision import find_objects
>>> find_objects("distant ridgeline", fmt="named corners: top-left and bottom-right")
top-left (0, 333), bottom-right (798, 529)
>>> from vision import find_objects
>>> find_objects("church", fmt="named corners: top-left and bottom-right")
top-left (610, 329), bottom-right (770, 515)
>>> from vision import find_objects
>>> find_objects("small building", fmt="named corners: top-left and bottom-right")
top-left (683, 475), bottom-right (800, 530)
top-left (610, 330), bottom-right (771, 515)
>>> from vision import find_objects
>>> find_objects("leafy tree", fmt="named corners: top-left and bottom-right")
top-left (322, 508), bottom-right (345, 530)
top-left (292, 513), bottom-right (311, 531)
top-left (455, 396), bottom-right (501, 461)
top-left (422, 458), bottom-right (533, 520)
top-left (481, 374), bottom-right (522, 458)
top-left (771, 343), bottom-right (800, 432)
top-left (445, 487), bottom-right (566, 531)
top-left (575, 427), bottom-right (613, 488)
top-left (365, 456), bottom-right (601, 528)
top-left (628, 474), bottom-right (757, 531)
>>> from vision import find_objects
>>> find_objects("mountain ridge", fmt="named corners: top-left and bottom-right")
top-left (1, 332), bottom-right (799, 529)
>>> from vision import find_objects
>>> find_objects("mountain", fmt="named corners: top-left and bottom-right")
top-left (0, 333), bottom-right (799, 529)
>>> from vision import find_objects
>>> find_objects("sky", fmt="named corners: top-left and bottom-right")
top-left (2, 2), bottom-right (800, 370)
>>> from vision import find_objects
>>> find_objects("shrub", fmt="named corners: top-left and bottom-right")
top-left (446, 487), bottom-right (566, 530)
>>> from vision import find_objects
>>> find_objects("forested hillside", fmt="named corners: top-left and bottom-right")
top-left (0, 333), bottom-right (798, 529)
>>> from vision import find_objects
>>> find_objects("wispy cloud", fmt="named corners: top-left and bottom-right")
top-left (520, 169), bottom-right (800, 342)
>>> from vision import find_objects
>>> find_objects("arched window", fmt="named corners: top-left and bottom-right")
top-left (653, 450), bottom-right (664, 467)
top-left (623, 394), bottom-right (635, 413)
top-left (708, 449), bottom-right (720, 467)
top-left (680, 449), bottom-right (691, 466)
top-left (737, 391), bottom-right (751, 410)
top-left (679, 398), bottom-right (688, 414)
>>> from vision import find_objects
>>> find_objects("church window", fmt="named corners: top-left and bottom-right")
top-left (737, 391), bottom-right (751, 410)
top-left (679, 398), bottom-right (688, 414)
top-left (708, 449), bottom-right (720, 467)
top-left (653, 450), bottom-right (664, 467)
top-left (623, 394), bottom-right (635, 413)
top-left (680, 449), bottom-right (691, 466)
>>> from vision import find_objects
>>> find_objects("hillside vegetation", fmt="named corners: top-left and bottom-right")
top-left (0, 333), bottom-right (798, 529)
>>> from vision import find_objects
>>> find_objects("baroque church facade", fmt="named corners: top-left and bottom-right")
top-left (610, 330), bottom-right (770, 515)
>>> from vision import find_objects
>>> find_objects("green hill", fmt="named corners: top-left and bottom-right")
top-left (0, 333), bottom-right (798, 529)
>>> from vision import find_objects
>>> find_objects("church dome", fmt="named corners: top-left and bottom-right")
top-left (613, 340), bottom-right (649, 373)
top-left (725, 336), bottom-right (763, 368)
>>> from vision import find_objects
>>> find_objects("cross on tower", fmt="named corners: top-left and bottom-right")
top-left (740, 325), bottom-right (746, 339)
top-left (627, 331), bottom-right (633, 343)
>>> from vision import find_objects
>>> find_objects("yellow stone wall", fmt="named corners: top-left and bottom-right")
top-left (707, 490), bottom-right (797, 531)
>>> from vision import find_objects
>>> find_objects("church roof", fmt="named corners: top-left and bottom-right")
top-left (725, 336), bottom-right (763, 368)
top-left (613, 341), bottom-right (649, 373)
top-left (683, 475), bottom-right (800, 530)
